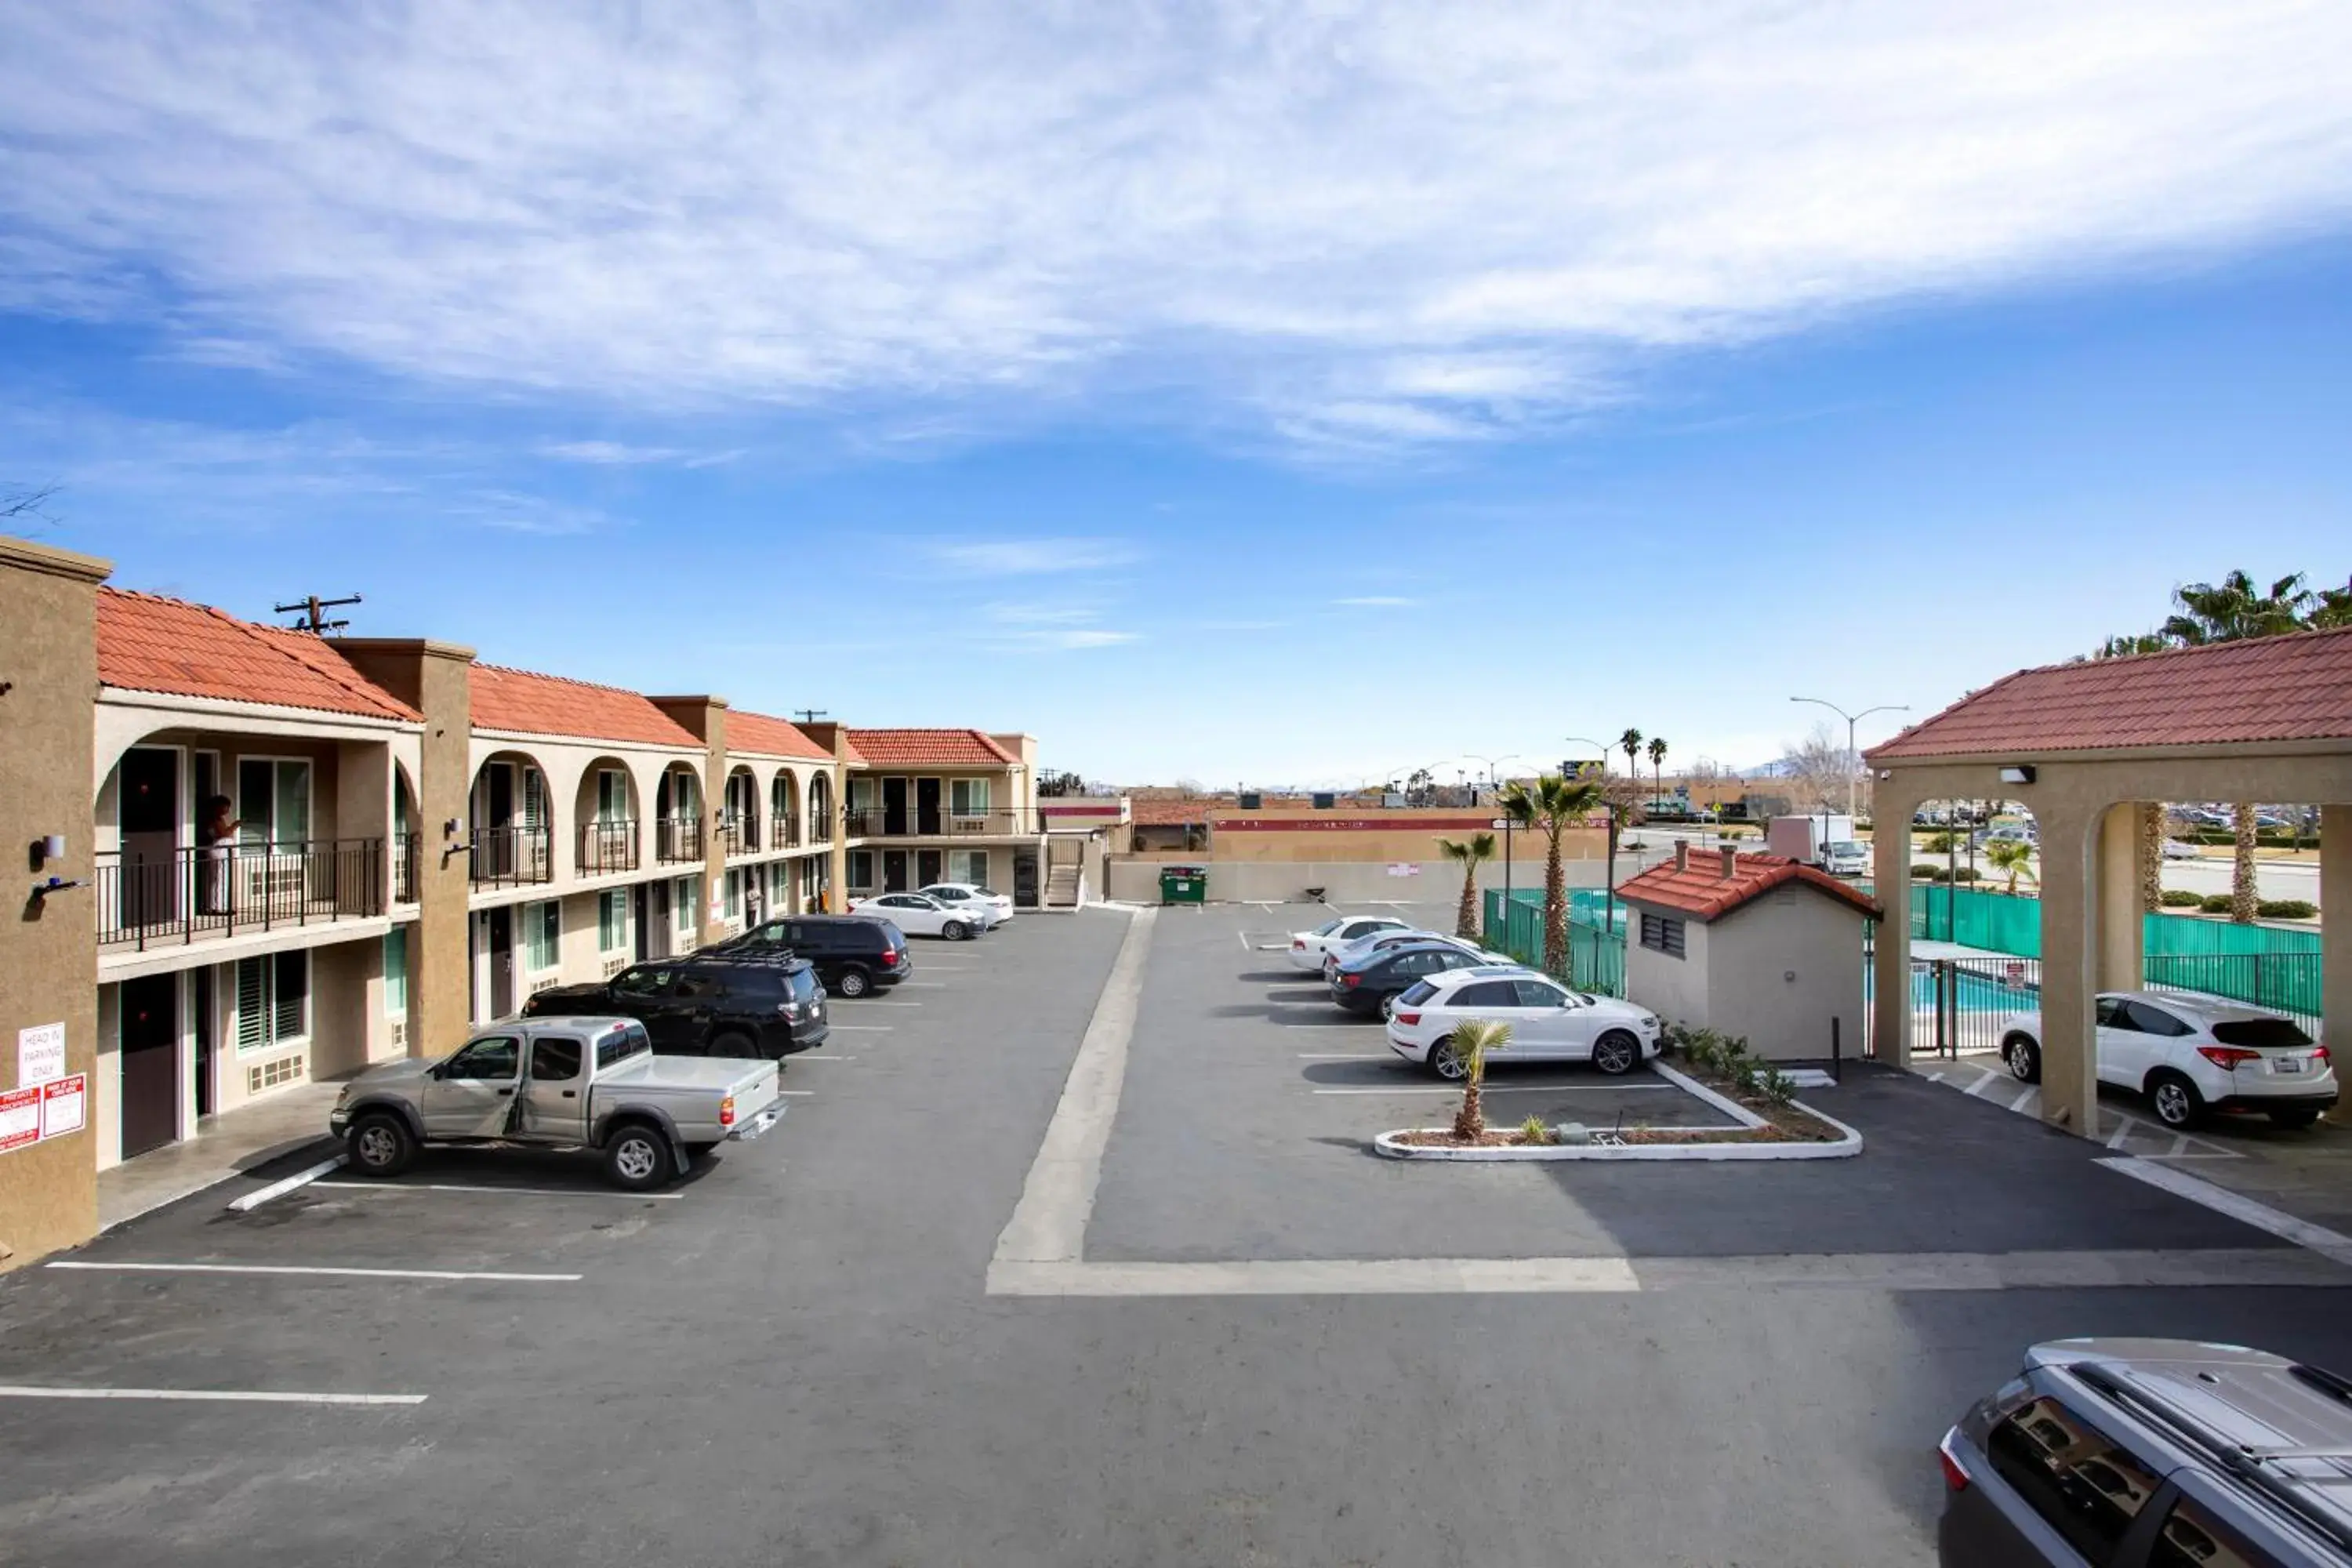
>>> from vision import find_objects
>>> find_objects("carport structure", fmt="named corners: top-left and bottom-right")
top-left (1866, 627), bottom-right (2352, 1132)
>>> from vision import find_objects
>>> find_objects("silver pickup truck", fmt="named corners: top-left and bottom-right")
top-left (328, 1015), bottom-right (782, 1191)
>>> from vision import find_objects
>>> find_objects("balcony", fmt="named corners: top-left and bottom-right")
top-left (717, 815), bottom-right (759, 855)
top-left (579, 818), bottom-right (641, 875)
top-left (471, 824), bottom-right (554, 889)
top-left (656, 816), bottom-right (704, 865)
top-left (842, 808), bottom-right (1041, 839)
top-left (394, 833), bottom-right (420, 903)
top-left (772, 818), bottom-right (802, 850)
top-left (97, 839), bottom-right (386, 952)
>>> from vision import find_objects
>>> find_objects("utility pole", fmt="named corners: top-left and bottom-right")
top-left (1788, 696), bottom-right (1909, 819)
top-left (793, 709), bottom-right (829, 724)
top-left (275, 592), bottom-right (362, 635)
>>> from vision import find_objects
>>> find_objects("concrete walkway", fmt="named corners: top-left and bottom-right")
top-left (95, 1083), bottom-right (341, 1231)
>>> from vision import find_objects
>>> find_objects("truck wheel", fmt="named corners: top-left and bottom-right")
top-left (603, 1123), bottom-right (676, 1191)
top-left (836, 967), bottom-right (871, 998)
top-left (347, 1112), bottom-right (415, 1178)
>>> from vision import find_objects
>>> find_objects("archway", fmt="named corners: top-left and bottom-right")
top-left (722, 765), bottom-right (760, 854)
top-left (771, 770), bottom-right (802, 848)
top-left (573, 755), bottom-right (642, 873)
top-left (808, 772), bottom-right (833, 844)
top-left (655, 763), bottom-right (704, 863)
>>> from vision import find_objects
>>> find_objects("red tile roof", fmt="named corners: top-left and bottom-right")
top-left (1131, 797), bottom-right (1217, 826)
top-left (96, 589), bottom-right (419, 721)
top-left (1616, 848), bottom-right (1880, 923)
top-left (1869, 626), bottom-right (2352, 760)
top-left (844, 728), bottom-right (1014, 767)
top-left (727, 710), bottom-right (833, 762)
top-left (470, 664), bottom-right (699, 748)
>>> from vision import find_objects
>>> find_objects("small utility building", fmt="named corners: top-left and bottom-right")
top-left (1617, 844), bottom-right (1880, 1062)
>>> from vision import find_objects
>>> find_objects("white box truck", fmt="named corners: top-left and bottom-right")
top-left (1766, 814), bottom-right (1856, 867)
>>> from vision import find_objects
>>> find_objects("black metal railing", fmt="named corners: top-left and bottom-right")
top-left (773, 817), bottom-right (801, 849)
top-left (717, 815), bottom-right (757, 855)
top-left (808, 811), bottom-right (832, 844)
top-left (579, 818), bottom-right (640, 874)
top-left (97, 839), bottom-right (385, 950)
top-left (657, 816), bottom-right (704, 864)
top-left (394, 833), bottom-right (419, 903)
top-left (841, 807), bottom-right (1040, 838)
top-left (471, 824), bottom-right (554, 888)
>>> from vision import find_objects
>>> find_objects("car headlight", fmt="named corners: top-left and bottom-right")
top-left (1640, 1016), bottom-right (1659, 1031)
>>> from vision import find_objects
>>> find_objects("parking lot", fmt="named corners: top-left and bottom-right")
top-left (9, 899), bottom-right (2352, 1566)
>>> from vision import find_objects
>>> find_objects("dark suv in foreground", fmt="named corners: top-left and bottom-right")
top-left (710, 915), bottom-right (910, 998)
top-left (1940, 1337), bottom-right (2352, 1565)
top-left (524, 954), bottom-right (829, 1060)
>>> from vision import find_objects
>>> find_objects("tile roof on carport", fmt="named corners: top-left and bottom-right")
top-left (1868, 626), bottom-right (2352, 760)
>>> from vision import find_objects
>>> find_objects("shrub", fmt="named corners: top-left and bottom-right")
top-left (1911, 863), bottom-right (1939, 879)
top-left (2199, 893), bottom-right (2235, 914)
top-left (1760, 1069), bottom-right (1797, 1108)
top-left (1518, 1115), bottom-right (1552, 1146)
top-left (1922, 833), bottom-right (1958, 852)
top-left (2158, 889), bottom-right (2203, 909)
top-left (2258, 899), bottom-right (2319, 920)
top-left (1950, 867), bottom-right (1982, 883)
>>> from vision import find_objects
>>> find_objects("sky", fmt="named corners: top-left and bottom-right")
top-left (3, 2), bottom-right (2350, 788)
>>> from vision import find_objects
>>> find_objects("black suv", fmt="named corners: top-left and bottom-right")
top-left (524, 955), bottom-right (829, 1059)
top-left (710, 915), bottom-right (910, 998)
top-left (1940, 1337), bottom-right (2352, 1565)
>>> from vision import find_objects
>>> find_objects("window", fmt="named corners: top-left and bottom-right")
top-left (612, 967), bottom-right (668, 999)
top-left (1452, 981), bottom-right (1518, 1008)
top-left (236, 757), bottom-right (312, 848)
top-left (1513, 978), bottom-right (1567, 1008)
top-left (598, 890), bottom-right (629, 953)
top-left (384, 928), bottom-right (408, 1016)
top-left (596, 768), bottom-right (627, 824)
top-left (950, 778), bottom-right (992, 817)
top-left (445, 1036), bottom-right (520, 1080)
top-left (952, 850), bottom-right (991, 886)
top-left (675, 876), bottom-right (700, 933)
top-left (597, 1022), bottom-right (652, 1070)
top-left (521, 765), bottom-right (547, 829)
top-left (2149, 1494), bottom-right (2278, 1568)
top-left (2123, 1000), bottom-right (2193, 1036)
top-left (524, 901), bottom-right (560, 972)
top-left (724, 869), bottom-right (743, 919)
top-left (529, 1036), bottom-right (583, 1081)
top-left (2211, 1018), bottom-right (2314, 1050)
top-left (2096, 996), bottom-right (2132, 1029)
top-left (1396, 980), bottom-right (1439, 1007)
top-left (1639, 913), bottom-right (1687, 959)
top-left (1984, 1396), bottom-right (2164, 1563)
top-left (234, 950), bottom-right (309, 1052)
top-left (848, 851), bottom-right (874, 889)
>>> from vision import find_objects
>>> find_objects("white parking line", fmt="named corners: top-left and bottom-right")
top-left (895, 982), bottom-right (948, 989)
top-left (0, 1385), bottom-right (428, 1406)
top-left (828, 1025), bottom-right (894, 1033)
top-left (1308, 1083), bottom-right (1682, 1095)
top-left (2098, 1156), bottom-right (2352, 1269)
top-left (226, 1154), bottom-right (345, 1212)
top-left (312, 1181), bottom-right (681, 1200)
top-left (1296, 1052), bottom-right (1396, 1061)
top-left (794, 1054), bottom-right (857, 1062)
top-left (48, 1261), bottom-right (581, 1283)
top-left (1962, 1072), bottom-right (2003, 1099)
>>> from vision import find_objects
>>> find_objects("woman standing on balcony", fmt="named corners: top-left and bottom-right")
top-left (199, 794), bottom-right (240, 915)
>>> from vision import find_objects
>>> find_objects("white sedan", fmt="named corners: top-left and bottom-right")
top-left (848, 891), bottom-right (990, 941)
top-left (1287, 913), bottom-right (1413, 971)
top-left (1385, 967), bottom-right (1663, 1078)
top-left (1323, 928), bottom-right (1512, 978)
top-left (920, 883), bottom-right (1013, 925)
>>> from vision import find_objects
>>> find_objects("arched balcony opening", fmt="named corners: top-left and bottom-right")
top-left (575, 756), bottom-right (643, 874)
top-left (471, 750), bottom-right (554, 888)
top-left (720, 766), bottom-right (761, 855)
top-left (771, 771), bottom-right (802, 849)
top-left (655, 764), bottom-right (705, 864)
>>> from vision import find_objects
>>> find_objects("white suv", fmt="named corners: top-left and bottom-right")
top-left (1385, 966), bottom-right (1663, 1079)
top-left (1998, 990), bottom-right (2335, 1131)
top-left (1287, 914), bottom-right (1412, 971)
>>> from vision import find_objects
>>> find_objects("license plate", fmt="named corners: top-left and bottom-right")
top-left (2276, 1058), bottom-right (2305, 1074)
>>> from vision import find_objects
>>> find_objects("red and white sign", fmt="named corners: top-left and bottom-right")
top-left (41, 1074), bottom-right (86, 1142)
top-left (0, 1085), bottom-right (40, 1154)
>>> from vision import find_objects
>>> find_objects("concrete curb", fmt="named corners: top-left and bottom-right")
top-left (1371, 1099), bottom-right (1864, 1162)
top-left (1650, 1060), bottom-right (1769, 1130)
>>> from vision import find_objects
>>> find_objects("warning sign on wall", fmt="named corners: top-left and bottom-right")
top-left (0, 1085), bottom-right (39, 1154)
top-left (42, 1075), bottom-right (86, 1142)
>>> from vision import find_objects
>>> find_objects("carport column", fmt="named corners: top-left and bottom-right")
top-left (2095, 801), bottom-right (2144, 993)
top-left (1869, 778), bottom-right (1920, 1065)
top-left (335, 638), bottom-right (477, 1059)
top-left (2033, 802), bottom-right (2100, 1135)
top-left (2325, 804), bottom-right (2351, 1061)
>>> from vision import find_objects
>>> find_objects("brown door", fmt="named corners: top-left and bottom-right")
top-left (119, 972), bottom-right (180, 1159)
top-left (488, 908), bottom-right (515, 1018)
top-left (120, 746), bottom-right (180, 930)
top-left (917, 849), bottom-right (943, 887)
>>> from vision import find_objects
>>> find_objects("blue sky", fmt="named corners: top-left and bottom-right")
top-left (4, 3), bottom-right (2350, 786)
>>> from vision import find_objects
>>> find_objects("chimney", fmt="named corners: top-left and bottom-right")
top-left (1718, 845), bottom-right (1739, 880)
top-left (1675, 842), bottom-right (1690, 873)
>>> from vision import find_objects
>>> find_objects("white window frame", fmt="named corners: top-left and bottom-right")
top-left (675, 875), bottom-right (700, 934)
top-left (597, 889), bottom-right (630, 953)
top-left (949, 777), bottom-right (992, 818)
top-left (234, 949), bottom-right (310, 1054)
top-left (953, 849), bottom-right (991, 886)
top-left (234, 754), bottom-right (314, 849)
top-left (384, 927), bottom-right (408, 1016)
top-left (524, 899), bottom-right (561, 973)
top-left (724, 868), bottom-right (743, 919)
top-left (596, 768), bottom-right (628, 826)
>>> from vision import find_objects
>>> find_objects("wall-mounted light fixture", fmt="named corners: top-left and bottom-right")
top-left (1998, 765), bottom-right (2036, 786)
top-left (30, 833), bottom-right (67, 872)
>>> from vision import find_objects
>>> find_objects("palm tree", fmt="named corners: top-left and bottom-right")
top-left (1437, 831), bottom-right (1497, 942)
top-left (1646, 736), bottom-right (1668, 808)
top-left (1984, 839), bottom-right (2037, 897)
top-left (1447, 1018), bottom-right (1512, 1142)
top-left (1499, 772), bottom-right (1609, 977)
top-left (1618, 728), bottom-right (1643, 782)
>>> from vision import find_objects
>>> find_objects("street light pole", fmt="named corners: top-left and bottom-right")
top-left (1788, 697), bottom-right (1909, 820)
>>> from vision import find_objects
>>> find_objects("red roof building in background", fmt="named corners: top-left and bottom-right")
top-left (1615, 844), bottom-right (1880, 923)
top-left (1868, 624), bottom-right (2352, 760)
top-left (96, 589), bottom-right (419, 722)
top-left (843, 728), bottom-right (1015, 768)
top-left (727, 710), bottom-right (833, 761)
top-left (468, 663), bottom-right (699, 748)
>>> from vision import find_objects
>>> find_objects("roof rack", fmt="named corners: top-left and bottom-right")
top-left (2073, 1365), bottom-right (2352, 1552)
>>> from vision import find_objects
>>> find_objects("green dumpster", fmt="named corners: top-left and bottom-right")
top-left (1160, 865), bottom-right (1207, 905)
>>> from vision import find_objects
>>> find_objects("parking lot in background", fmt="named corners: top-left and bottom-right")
top-left (9, 902), bottom-right (2352, 1568)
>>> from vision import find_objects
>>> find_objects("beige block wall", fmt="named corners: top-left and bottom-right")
top-left (1099, 856), bottom-right (1599, 906)
top-left (1624, 914), bottom-right (1711, 1033)
top-left (0, 538), bottom-right (107, 1270)
top-left (1700, 895), bottom-right (1869, 1062)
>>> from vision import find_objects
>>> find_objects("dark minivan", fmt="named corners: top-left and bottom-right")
top-left (524, 954), bottom-right (829, 1060)
top-left (712, 915), bottom-right (910, 998)
top-left (1940, 1337), bottom-right (2352, 1566)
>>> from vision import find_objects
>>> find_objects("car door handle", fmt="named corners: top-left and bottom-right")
top-left (560, 1090), bottom-right (576, 1099)
top-left (495, 1087), bottom-right (514, 1097)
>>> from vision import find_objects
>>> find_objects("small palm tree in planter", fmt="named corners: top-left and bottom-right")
top-left (1984, 838), bottom-right (2037, 897)
top-left (1448, 1018), bottom-right (1512, 1142)
top-left (1498, 772), bottom-right (1609, 979)
top-left (1437, 831), bottom-right (1497, 942)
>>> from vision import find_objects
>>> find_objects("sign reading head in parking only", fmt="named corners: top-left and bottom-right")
top-left (17, 1021), bottom-right (64, 1087)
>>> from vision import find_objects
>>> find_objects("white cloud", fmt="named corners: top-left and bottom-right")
top-left (1334, 595), bottom-right (1416, 608)
top-left (4, 3), bottom-right (2350, 448)
top-left (929, 538), bottom-right (1140, 575)
top-left (539, 440), bottom-right (684, 465)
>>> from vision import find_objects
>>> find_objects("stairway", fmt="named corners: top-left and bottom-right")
top-left (1044, 864), bottom-right (1083, 909)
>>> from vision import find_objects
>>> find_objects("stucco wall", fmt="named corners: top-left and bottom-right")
top-left (1700, 891), bottom-right (1869, 1062)
top-left (1099, 856), bottom-right (1596, 906)
top-left (1624, 913), bottom-right (1711, 1033)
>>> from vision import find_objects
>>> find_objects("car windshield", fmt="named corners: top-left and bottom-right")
top-left (2210, 1018), bottom-right (2315, 1050)
top-left (1312, 917), bottom-right (1346, 935)
top-left (1826, 842), bottom-right (1861, 855)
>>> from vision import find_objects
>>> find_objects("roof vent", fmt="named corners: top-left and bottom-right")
top-left (1719, 846), bottom-right (1739, 880)
top-left (1675, 842), bottom-right (1690, 872)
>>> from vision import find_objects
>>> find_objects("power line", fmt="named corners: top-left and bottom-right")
top-left (274, 593), bottom-right (363, 635)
